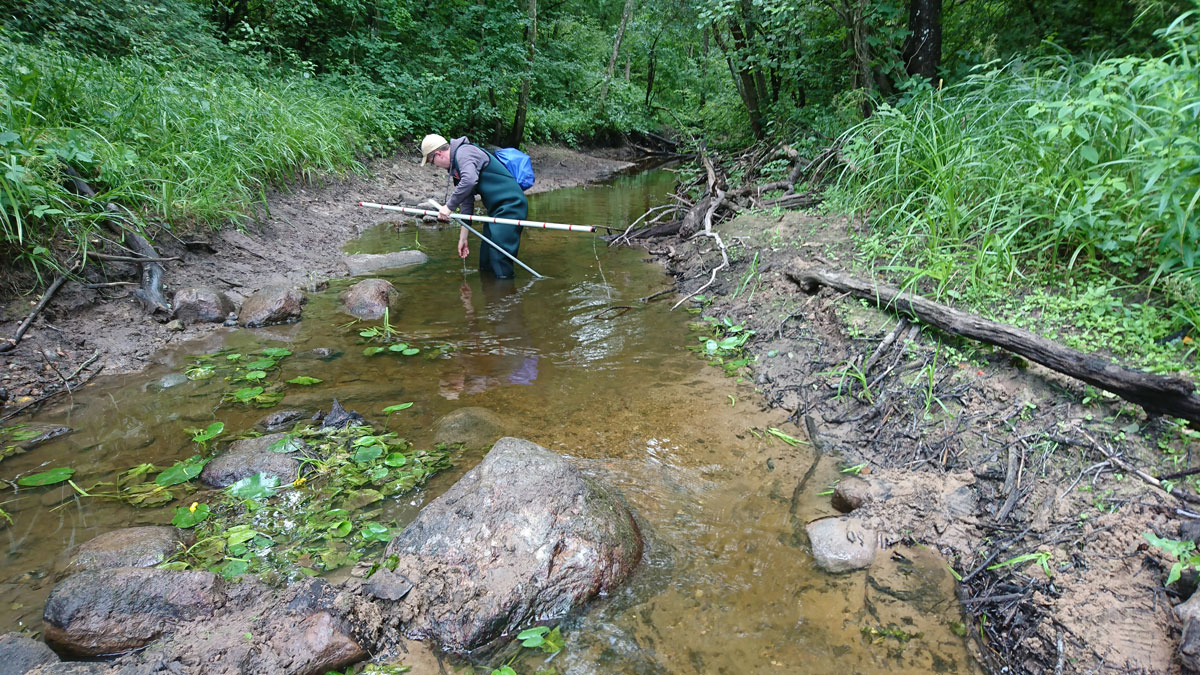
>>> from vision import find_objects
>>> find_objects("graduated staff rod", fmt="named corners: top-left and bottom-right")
top-left (358, 202), bottom-right (603, 233)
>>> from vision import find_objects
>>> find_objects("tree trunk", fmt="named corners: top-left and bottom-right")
top-left (599, 0), bottom-right (636, 108)
top-left (787, 266), bottom-right (1200, 424)
top-left (644, 30), bottom-right (663, 107)
top-left (722, 21), bottom-right (765, 138)
top-left (902, 0), bottom-right (942, 83)
top-left (508, 0), bottom-right (537, 147)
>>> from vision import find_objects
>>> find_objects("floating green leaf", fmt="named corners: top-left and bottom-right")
top-left (360, 521), bottom-right (391, 542)
top-left (190, 421), bottom-right (224, 445)
top-left (226, 353), bottom-right (243, 361)
top-left (401, 348), bottom-right (419, 356)
top-left (156, 456), bottom-right (210, 486)
top-left (171, 502), bottom-right (211, 528)
top-left (244, 370), bottom-right (267, 381)
top-left (353, 444), bottom-right (383, 463)
top-left (17, 467), bottom-right (75, 486)
top-left (363, 346), bottom-right (385, 356)
top-left (329, 520), bottom-right (353, 537)
top-left (261, 348), bottom-right (292, 358)
top-left (382, 403), bottom-right (413, 414)
top-left (286, 376), bottom-right (322, 386)
top-left (234, 386), bottom-right (265, 402)
top-left (387, 343), bottom-right (409, 352)
top-left (245, 359), bottom-right (276, 370)
top-left (383, 452), bottom-right (408, 467)
top-left (228, 473), bottom-right (279, 500)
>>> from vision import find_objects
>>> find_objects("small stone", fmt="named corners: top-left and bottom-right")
top-left (165, 320), bottom-right (184, 331)
top-left (0, 631), bottom-right (59, 672)
top-left (806, 516), bottom-right (877, 573)
top-left (831, 476), bottom-right (872, 513)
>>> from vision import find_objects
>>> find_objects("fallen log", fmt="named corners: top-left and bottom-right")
top-left (787, 265), bottom-right (1200, 425)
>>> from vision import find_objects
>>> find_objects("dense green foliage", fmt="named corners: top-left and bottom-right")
top-left (831, 11), bottom-right (1199, 338)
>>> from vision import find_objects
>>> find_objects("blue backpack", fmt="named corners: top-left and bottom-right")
top-left (494, 147), bottom-right (535, 191)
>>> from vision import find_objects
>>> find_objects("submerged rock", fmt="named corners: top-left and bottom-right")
top-left (256, 409), bottom-right (308, 433)
top-left (0, 632), bottom-right (59, 673)
top-left (432, 407), bottom-right (505, 449)
top-left (42, 568), bottom-right (224, 656)
top-left (339, 278), bottom-right (400, 320)
top-left (199, 433), bottom-right (303, 488)
top-left (343, 251), bottom-right (428, 276)
top-left (806, 516), bottom-right (877, 573)
top-left (238, 286), bottom-right (306, 327)
top-left (172, 287), bottom-right (235, 325)
top-left (367, 437), bottom-right (643, 651)
top-left (63, 527), bottom-right (189, 576)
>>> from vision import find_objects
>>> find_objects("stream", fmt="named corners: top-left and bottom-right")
top-left (1, 167), bottom-right (977, 673)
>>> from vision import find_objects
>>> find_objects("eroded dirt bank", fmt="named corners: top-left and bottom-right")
top-left (0, 146), bottom-right (634, 414)
top-left (649, 209), bottom-right (1195, 673)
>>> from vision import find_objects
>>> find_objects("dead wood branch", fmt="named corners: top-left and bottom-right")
top-left (0, 274), bottom-right (70, 354)
top-left (63, 166), bottom-right (170, 315)
top-left (788, 266), bottom-right (1200, 424)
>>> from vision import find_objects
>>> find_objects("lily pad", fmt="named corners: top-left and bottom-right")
top-left (156, 456), bottom-right (210, 486)
top-left (228, 472), bottom-right (279, 500)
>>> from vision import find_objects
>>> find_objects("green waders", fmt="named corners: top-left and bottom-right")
top-left (452, 147), bottom-right (528, 279)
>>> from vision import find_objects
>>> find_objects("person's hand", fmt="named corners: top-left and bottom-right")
top-left (438, 205), bottom-right (451, 222)
top-left (457, 236), bottom-right (469, 259)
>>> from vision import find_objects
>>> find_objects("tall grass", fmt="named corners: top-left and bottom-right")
top-left (830, 12), bottom-right (1199, 330)
top-left (0, 36), bottom-right (407, 281)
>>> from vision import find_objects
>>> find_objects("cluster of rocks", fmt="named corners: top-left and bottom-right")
top-left (804, 476), bottom-right (881, 574)
top-left (2, 435), bottom-right (643, 674)
top-left (166, 250), bottom-right (429, 330)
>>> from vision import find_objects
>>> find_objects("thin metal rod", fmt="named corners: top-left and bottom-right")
top-left (359, 202), bottom-right (601, 233)
top-left (365, 201), bottom-right (544, 278)
top-left (457, 220), bottom-right (545, 278)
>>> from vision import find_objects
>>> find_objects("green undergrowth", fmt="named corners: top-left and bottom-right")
top-left (91, 423), bottom-right (455, 584)
top-left (0, 33), bottom-right (404, 281)
top-left (829, 12), bottom-right (1200, 341)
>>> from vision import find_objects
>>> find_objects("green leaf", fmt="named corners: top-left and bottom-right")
top-left (234, 386), bottom-right (265, 402)
top-left (329, 520), bottom-right (353, 537)
top-left (17, 467), bottom-right (75, 486)
top-left (363, 346), bottom-right (385, 356)
top-left (245, 359), bottom-right (276, 370)
top-left (1080, 145), bottom-right (1099, 163)
top-left (244, 370), bottom-right (267, 381)
top-left (217, 558), bottom-right (249, 579)
top-left (383, 452), bottom-right (408, 467)
top-left (360, 521), bottom-right (391, 542)
top-left (286, 376), bottom-right (322, 386)
top-left (401, 348), bottom-right (420, 356)
top-left (382, 403), bottom-right (414, 413)
top-left (191, 422), bottom-right (224, 444)
top-left (268, 436), bottom-right (304, 453)
top-left (155, 457), bottom-right (210, 486)
top-left (228, 473), bottom-right (279, 500)
top-left (367, 466), bottom-right (388, 481)
top-left (171, 503), bottom-right (211, 528)
top-left (518, 626), bottom-right (549, 648)
top-left (353, 445), bottom-right (383, 463)
top-left (226, 353), bottom-right (243, 361)
top-left (261, 348), bottom-right (292, 358)
top-left (387, 343), bottom-right (409, 352)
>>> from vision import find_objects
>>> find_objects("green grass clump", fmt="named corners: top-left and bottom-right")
top-left (830, 12), bottom-right (1199, 337)
top-left (0, 35), bottom-right (406, 280)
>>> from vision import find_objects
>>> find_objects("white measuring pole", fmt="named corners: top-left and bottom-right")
top-left (358, 202), bottom-right (596, 233)
top-left (358, 202), bottom-right (545, 279)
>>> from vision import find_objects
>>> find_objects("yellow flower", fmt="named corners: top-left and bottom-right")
top-left (293, 477), bottom-right (307, 488)
top-left (188, 502), bottom-right (198, 513)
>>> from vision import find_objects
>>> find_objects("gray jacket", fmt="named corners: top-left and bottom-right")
top-left (445, 136), bottom-right (491, 216)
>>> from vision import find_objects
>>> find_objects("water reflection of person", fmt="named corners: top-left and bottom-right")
top-left (438, 277), bottom-right (539, 400)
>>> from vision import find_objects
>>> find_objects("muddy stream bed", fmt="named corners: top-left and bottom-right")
top-left (1, 168), bottom-right (978, 673)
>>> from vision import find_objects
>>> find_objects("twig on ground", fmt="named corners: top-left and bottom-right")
top-left (0, 274), bottom-right (70, 354)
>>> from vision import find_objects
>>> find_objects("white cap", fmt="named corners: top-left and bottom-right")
top-left (420, 134), bottom-right (448, 166)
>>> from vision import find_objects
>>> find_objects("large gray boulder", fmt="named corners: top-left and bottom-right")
top-left (63, 527), bottom-right (188, 576)
top-left (343, 251), bottom-right (428, 276)
top-left (806, 516), bottom-right (877, 573)
top-left (199, 433), bottom-right (303, 488)
top-left (0, 632), bottom-right (59, 673)
top-left (432, 407), bottom-right (505, 449)
top-left (366, 437), bottom-right (643, 651)
top-left (42, 568), bottom-right (224, 656)
top-left (172, 287), bottom-right (234, 325)
top-left (238, 286), bottom-right (305, 327)
top-left (339, 279), bottom-right (400, 320)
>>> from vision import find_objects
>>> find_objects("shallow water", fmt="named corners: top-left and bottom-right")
top-left (1, 168), bottom-right (977, 673)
